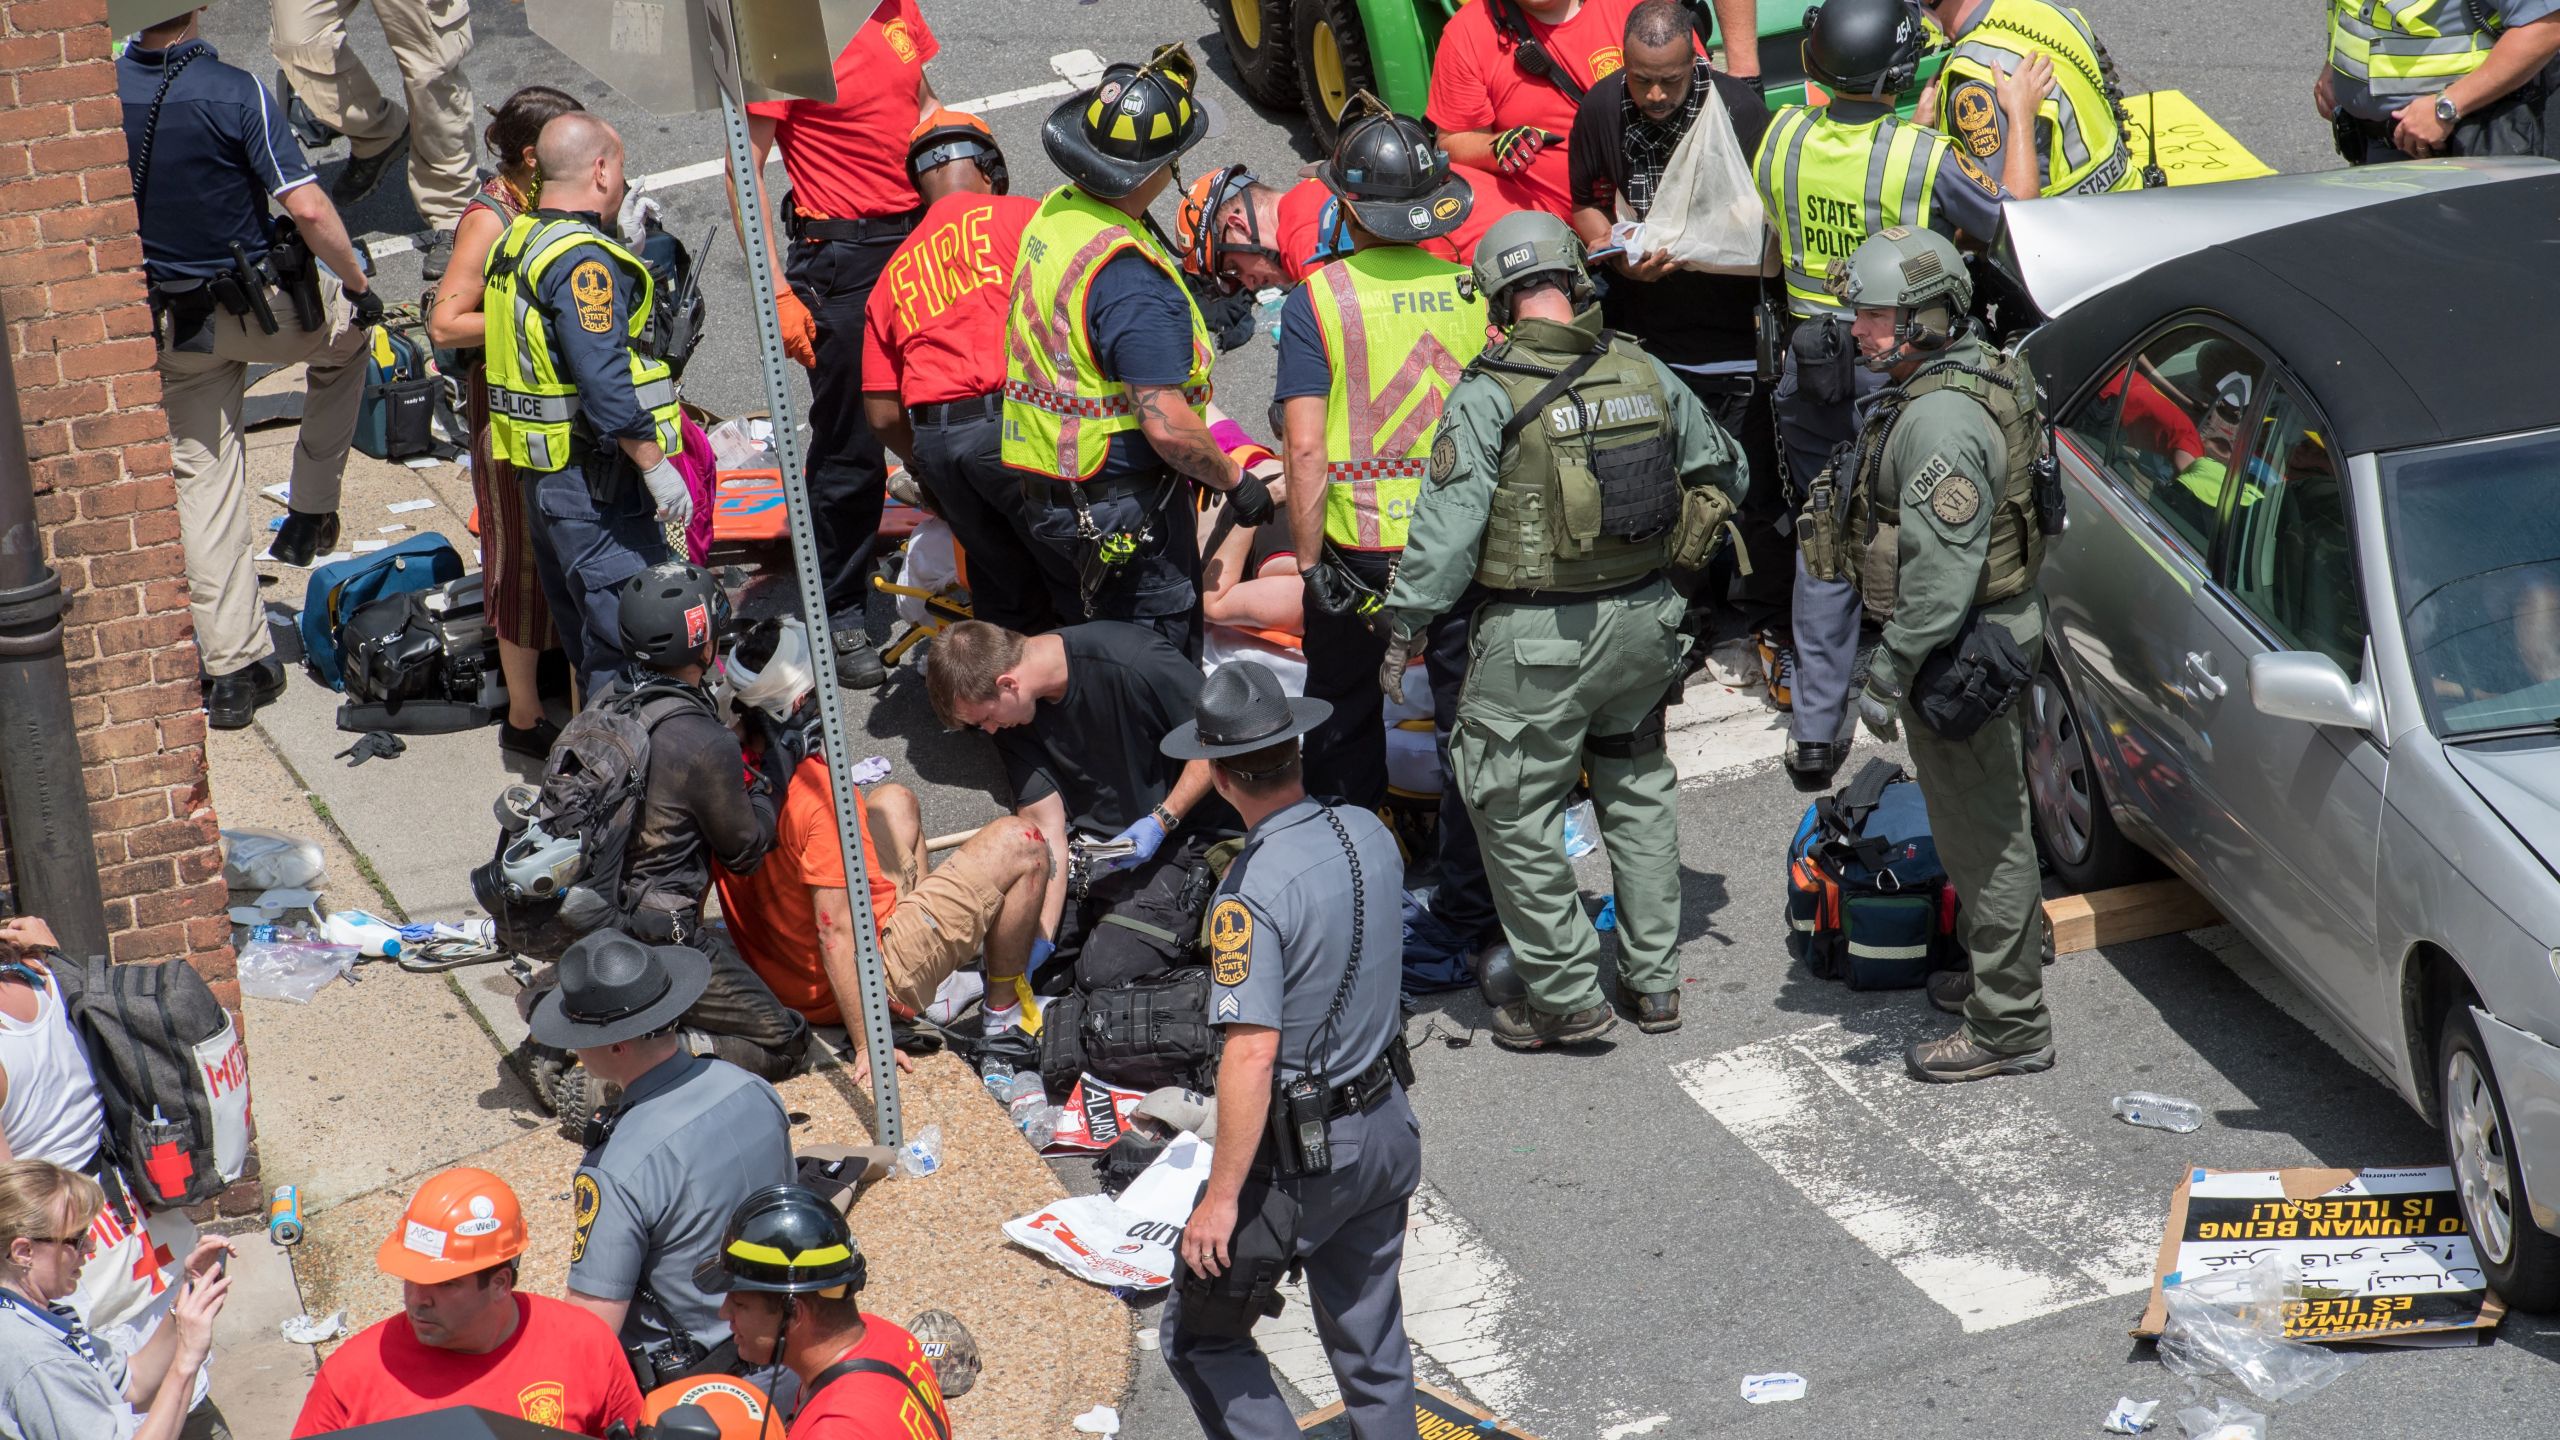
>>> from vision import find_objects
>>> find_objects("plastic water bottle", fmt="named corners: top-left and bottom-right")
top-left (1254, 287), bottom-right (1286, 343)
top-left (1005, 1073), bottom-right (1049, 1130)
top-left (1022, 1106), bottom-right (1062, 1151)
top-left (1561, 799), bottom-right (1599, 859)
top-left (2112, 1092), bottom-right (2205, 1133)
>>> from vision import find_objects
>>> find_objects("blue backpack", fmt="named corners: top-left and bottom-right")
top-left (1785, 760), bottom-right (1962, 990)
top-left (300, 533), bottom-right (466, 690)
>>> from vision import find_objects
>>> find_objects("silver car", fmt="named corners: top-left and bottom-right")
top-left (2002, 158), bottom-right (2560, 1310)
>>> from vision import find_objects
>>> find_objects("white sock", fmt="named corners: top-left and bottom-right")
top-left (982, 997), bottom-right (1020, 1036)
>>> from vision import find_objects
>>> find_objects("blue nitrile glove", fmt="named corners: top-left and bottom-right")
top-left (1102, 813), bottom-right (1168, 873)
top-left (1027, 937), bottom-right (1057, 979)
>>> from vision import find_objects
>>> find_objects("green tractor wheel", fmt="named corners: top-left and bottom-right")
top-left (1218, 0), bottom-right (1299, 108)
top-left (1293, 0), bottom-right (1378, 150)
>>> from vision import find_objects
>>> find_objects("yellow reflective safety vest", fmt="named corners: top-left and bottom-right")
top-left (1755, 108), bottom-right (1955, 319)
top-left (481, 213), bottom-right (681, 474)
top-left (1002, 186), bottom-right (1215, 483)
top-left (2330, 0), bottom-right (2495, 99)
top-left (1933, 0), bottom-right (2135, 196)
top-left (1305, 246), bottom-right (1487, 552)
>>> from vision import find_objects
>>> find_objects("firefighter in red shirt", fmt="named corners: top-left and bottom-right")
top-left (735, 0), bottom-right (940, 691)
top-left (859, 112), bottom-right (1058, 635)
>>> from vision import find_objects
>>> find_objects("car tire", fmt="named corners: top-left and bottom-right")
top-left (1217, 0), bottom-right (1298, 109)
top-left (2439, 1004), bottom-right (2560, 1312)
top-left (2026, 653), bottom-right (2158, 893)
top-left (1293, 0), bottom-right (1375, 150)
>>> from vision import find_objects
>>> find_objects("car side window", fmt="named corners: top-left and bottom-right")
top-left (2071, 325), bottom-right (2268, 557)
top-left (2224, 383), bottom-right (2367, 671)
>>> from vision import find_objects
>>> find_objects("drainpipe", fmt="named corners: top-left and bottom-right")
top-left (0, 297), bottom-right (112, 961)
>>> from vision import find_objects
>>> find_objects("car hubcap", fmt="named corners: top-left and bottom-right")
top-left (1311, 21), bottom-right (1348, 119)
top-left (1231, 0), bottom-right (1261, 52)
top-left (2027, 673), bottom-right (2094, 866)
top-left (2446, 1049), bottom-right (2517, 1265)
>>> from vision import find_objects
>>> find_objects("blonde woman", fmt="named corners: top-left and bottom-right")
top-left (0, 1159), bottom-right (229, 1440)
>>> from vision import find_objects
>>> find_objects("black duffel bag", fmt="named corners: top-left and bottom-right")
top-left (1040, 968), bottom-right (1222, 1099)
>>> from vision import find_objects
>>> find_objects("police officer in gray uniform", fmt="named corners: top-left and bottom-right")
top-left (529, 929), bottom-right (794, 1385)
top-left (1158, 661), bottom-right (1420, 1440)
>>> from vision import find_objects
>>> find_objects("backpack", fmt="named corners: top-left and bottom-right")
top-left (1785, 760), bottom-right (1963, 990)
top-left (301, 533), bottom-right (466, 690)
top-left (1075, 855), bottom-right (1216, 990)
top-left (334, 576), bottom-right (504, 734)
top-left (51, 957), bottom-right (251, 1210)
top-left (531, 678), bottom-right (713, 940)
top-left (1038, 970), bottom-right (1221, 1099)
top-left (354, 324), bottom-right (443, 461)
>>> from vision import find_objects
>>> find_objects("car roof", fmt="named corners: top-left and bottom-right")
top-left (2013, 160), bottom-right (2560, 455)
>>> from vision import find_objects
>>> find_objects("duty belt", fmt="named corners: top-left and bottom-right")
top-left (1322, 1051), bottom-right (1398, 1120)
top-left (786, 204), bottom-right (922, 244)
top-left (908, 393), bottom-right (1001, 426)
top-left (1484, 573), bottom-right (1660, 607)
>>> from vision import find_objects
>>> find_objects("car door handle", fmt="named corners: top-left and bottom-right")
top-left (2183, 651), bottom-right (2228, 699)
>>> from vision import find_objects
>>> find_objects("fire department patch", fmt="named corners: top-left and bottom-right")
top-left (883, 19), bottom-right (918, 63)
top-left (1588, 45), bottom-right (1624, 79)
top-left (518, 1382), bottom-right (567, 1429)
top-left (569, 260), bottom-right (614, 335)
top-left (1209, 899), bottom-right (1252, 986)
top-left (1950, 80), bottom-right (2000, 158)
top-left (1930, 473), bottom-right (1982, 527)
top-left (570, 1172), bottom-right (599, 1263)
top-left (1430, 431), bottom-right (1460, 485)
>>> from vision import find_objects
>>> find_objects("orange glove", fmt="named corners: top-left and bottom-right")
top-left (774, 286), bottom-right (819, 369)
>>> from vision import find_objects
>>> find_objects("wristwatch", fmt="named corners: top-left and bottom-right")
top-left (1152, 803), bottom-right (1181, 834)
top-left (2435, 93), bottom-right (2461, 125)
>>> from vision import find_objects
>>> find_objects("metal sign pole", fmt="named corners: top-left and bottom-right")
top-left (717, 93), bottom-right (903, 1149)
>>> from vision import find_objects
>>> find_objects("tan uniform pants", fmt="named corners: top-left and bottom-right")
top-left (157, 273), bottom-right (368, 675)
top-left (271, 0), bottom-right (475, 227)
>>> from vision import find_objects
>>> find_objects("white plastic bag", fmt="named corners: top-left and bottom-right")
top-left (1625, 93), bottom-right (1769, 273)
top-left (2158, 1260), bottom-right (2357, 1404)
top-left (2176, 1398), bottom-right (2268, 1440)
top-left (222, 827), bottom-right (325, 891)
top-left (236, 939), bottom-right (358, 1004)
top-left (894, 517), bottom-right (960, 624)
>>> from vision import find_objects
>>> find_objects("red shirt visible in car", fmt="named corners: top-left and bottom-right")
top-left (747, 0), bottom-right (939, 220)
top-left (289, 1295), bottom-right (642, 1438)
top-left (787, 1317), bottom-right (952, 1440)
top-left (1427, 0), bottom-right (1653, 216)
top-left (861, 191), bottom-right (1040, 405)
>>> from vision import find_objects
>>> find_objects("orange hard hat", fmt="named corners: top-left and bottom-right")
top-left (907, 109), bottom-right (1008, 193)
top-left (644, 1376), bottom-right (773, 1440)
top-left (376, 1167), bottom-right (528, 1284)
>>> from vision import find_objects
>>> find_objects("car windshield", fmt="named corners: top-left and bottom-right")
top-left (2386, 427), bottom-right (2560, 738)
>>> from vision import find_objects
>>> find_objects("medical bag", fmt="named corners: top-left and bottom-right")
top-left (334, 574), bottom-right (504, 733)
top-left (300, 532), bottom-right (466, 689)
top-left (52, 956), bottom-right (251, 1209)
top-left (354, 324), bottom-right (442, 461)
top-left (1785, 760), bottom-right (1962, 990)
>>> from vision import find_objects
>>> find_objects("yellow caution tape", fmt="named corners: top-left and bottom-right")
top-left (2122, 90), bottom-right (2278, 186)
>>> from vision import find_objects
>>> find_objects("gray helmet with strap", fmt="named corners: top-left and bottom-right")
top-left (1466, 211), bottom-right (1596, 325)
top-left (1837, 225), bottom-right (1972, 369)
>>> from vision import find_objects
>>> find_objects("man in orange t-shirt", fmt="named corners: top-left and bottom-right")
top-left (713, 623), bottom-right (1050, 1082)
top-left (1429, 0), bottom-right (1676, 216)
top-left (291, 1169), bottom-right (641, 1437)
top-left (859, 112), bottom-right (1055, 634)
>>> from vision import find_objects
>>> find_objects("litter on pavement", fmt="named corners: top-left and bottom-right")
top-left (280, 1310), bottom-right (347, 1345)
top-left (2156, 1259), bottom-right (2358, 1404)
top-left (1005, 1131), bottom-right (1211, 1290)
top-left (2176, 1398), bottom-right (2268, 1440)
top-left (386, 498), bottom-right (438, 513)
top-left (2104, 1396), bottom-right (2161, 1433)
top-left (1071, 1406), bottom-right (1119, 1435)
top-left (1739, 1372), bottom-right (1806, 1404)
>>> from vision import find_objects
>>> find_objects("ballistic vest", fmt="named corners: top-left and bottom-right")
top-left (481, 213), bottom-right (681, 474)
top-left (1843, 338), bottom-right (2045, 623)
top-left (2330, 0), bottom-right (2496, 99)
top-left (1471, 313), bottom-right (1683, 594)
top-left (1306, 247), bottom-right (1487, 552)
top-left (1935, 0), bottom-right (2136, 196)
top-left (1002, 186), bottom-right (1215, 483)
top-left (1755, 108), bottom-right (1954, 318)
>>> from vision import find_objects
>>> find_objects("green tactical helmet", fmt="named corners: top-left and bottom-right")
top-left (1834, 225), bottom-right (1972, 314)
top-left (1467, 211), bottom-right (1593, 318)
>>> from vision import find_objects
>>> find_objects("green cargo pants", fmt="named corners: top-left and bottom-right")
top-left (1449, 576), bottom-right (1688, 1015)
top-left (1899, 595), bottom-right (2051, 1054)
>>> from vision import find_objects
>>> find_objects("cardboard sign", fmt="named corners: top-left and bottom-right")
top-left (2120, 91), bottom-right (2277, 187)
top-left (2136, 1166), bottom-right (2505, 1343)
top-left (1299, 1383), bottom-right (1543, 1438)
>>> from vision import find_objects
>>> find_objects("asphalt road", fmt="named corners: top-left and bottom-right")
top-left (189, 0), bottom-right (2560, 1432)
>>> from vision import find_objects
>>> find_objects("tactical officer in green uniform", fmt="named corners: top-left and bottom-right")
top-left (1811, 226), bottom-right (2056, 1083)
top-left (1381, 212), bottom-right (1747, 1052)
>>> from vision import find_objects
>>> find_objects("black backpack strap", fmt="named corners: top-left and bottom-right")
top-left (1490, 0), bottom-right (1590, 106)
top-left (805, 1356), bottom-right (949, 1440)
top-left (1816, 759), bottom-right (1906, 867)
top-left (1496, 340), bottom-right (1617, 451)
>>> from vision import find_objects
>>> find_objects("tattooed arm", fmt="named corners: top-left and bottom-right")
top-left (1135, 384), bottom-right (1244, 491)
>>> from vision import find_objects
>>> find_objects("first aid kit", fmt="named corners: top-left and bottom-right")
top-left (1785, 759), bottom-right (1962, 990)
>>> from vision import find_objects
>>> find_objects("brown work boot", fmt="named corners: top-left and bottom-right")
top-left (1626, 987), bottom-right (1681, 1033)
top-left (1926, 969), bottom-right (1973, 1015)
top-left (1905, 1027), bottom-right (2055, 1083)
top-left (1489, 1001), bottom-right (1618, 1052)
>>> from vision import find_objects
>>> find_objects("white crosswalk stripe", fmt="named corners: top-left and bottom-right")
top-left (1673, 1016), bottom-right (2160, 1332)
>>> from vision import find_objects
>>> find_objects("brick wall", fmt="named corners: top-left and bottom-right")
top-left (0, 0), bottom-right (235, 994)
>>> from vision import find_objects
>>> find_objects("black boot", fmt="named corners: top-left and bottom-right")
top-left (833, 627), bottom-right (888, 689)
top-left (330, 128), bottom-right (409, 208)
top-left (203, 658), bottom-right (285, 730)
top-left (268, 510), bottom-right (340, 567)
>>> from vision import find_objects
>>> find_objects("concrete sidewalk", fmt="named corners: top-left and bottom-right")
top-left (208, 401), bottom-right (1127, 1438)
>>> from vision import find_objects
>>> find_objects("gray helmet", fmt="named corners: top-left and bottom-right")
top-left (1467, 211), bottom-right (1594, 323)
top-left (1838, 226), bottom-right (1972, 368)
top-left (908, 1309), bottom-right (982, 1399)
